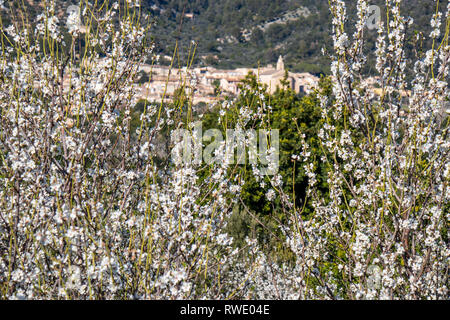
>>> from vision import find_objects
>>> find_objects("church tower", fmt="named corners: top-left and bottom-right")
top-left (276, 55), bottom-right (285, 71)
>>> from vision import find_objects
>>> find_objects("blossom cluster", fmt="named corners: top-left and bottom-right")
top-left (284, 0), bottom-right (449, 299)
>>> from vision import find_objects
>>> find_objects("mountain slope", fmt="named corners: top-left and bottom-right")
top-left (146, 0), bottom-right (448, 75)
top-left (2, 0), bottom-right (448, 75)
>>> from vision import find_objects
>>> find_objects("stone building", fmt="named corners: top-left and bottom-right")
top-left (259, 56), bottom-right (318, 94)
top-left (135, 56), bottom-right (319, 103)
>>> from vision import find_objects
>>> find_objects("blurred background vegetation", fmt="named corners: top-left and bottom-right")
top-left (2, 0), bottom-right (447, 77)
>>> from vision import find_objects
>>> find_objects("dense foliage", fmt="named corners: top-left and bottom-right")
top-left (2, 0), bottom-right (448, 75)
top-left (143, 0), bottom-right (448, 75)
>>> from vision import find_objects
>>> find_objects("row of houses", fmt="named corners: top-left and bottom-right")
top-left (136, 56), bottom-right (320, 104)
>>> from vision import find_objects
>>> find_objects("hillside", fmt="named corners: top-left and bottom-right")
top-left (145, 0), bottom-right (448, 75)
top-left (1, 0), bottom-right (448, 75)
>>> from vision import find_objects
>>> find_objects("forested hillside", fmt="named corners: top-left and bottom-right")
top-left (2, 0), bottom-right (447, 75)
top-left (145, 0), bottom-right (448, 75)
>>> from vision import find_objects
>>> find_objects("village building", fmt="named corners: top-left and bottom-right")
top-left (136, 56), bottom-right (320, 104)
top-left (259, 56), bottom-right (318, 94)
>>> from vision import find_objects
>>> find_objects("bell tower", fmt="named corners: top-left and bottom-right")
top-left (276, 55), bottom-right (285, 71)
